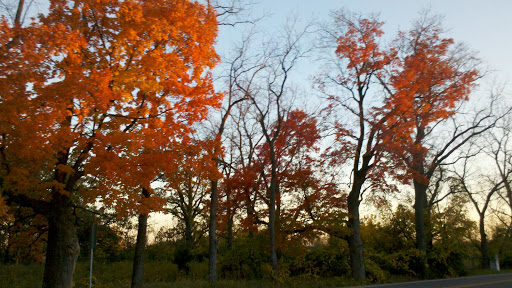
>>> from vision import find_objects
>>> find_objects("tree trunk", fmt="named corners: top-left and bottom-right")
top-left (208, 180), bottom-right (218, 282)
top-left (246, 191), bottom-right (255, 238)
top-left (413, 179), bottom-right (428, 278)
top-left (42, 204), bottom-right (80, 288)
top-left (185, 214), bottom-right (193, 247)
top-left (269, 171), bottom-right (278, 278)
top-left (347, 183), bottom-right (365, 281)
top-left (426, 207), bottom-right (433, 252)
top-left (227, 207), bottom-right (234, 250)
top-left (132, 188), bottom-right (150, 288)
top-left (131, 213), bottom-right (148, 288)
top-left (14, 0), bottom-right (24, 27)
top-left (479, 216), bottom-right (489, 269)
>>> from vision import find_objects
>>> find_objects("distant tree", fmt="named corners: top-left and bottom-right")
top-left (451, 157), bottom-right (504, 269)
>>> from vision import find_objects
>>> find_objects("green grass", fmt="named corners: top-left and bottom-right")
top-left (0, 263), bottom-right (44, 288)
top-left (467, 268), bottom-right (512, 276)
top-left (2, 261), bottom-right (511, 288)
top-left (0, 261), bottom-right (358, 288)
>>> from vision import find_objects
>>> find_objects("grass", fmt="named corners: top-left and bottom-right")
top-left (0, 261), bottom-right (359, 288)
top-left (2, 262), bottom-right (511, 288)
top-left (467, 268), bottom-right (512, 276)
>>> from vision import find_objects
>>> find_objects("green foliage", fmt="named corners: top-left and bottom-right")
top-left (364, 258), bottom-right (387, 283)
top-left (426, 195), bottom-right (476, 278)
top-left (218, 233), bottom-right (268, 279)
top-left (146, 241), bottom-right (175, 262)
top-left (77, 223), bottom-right (124, 262)
top-left (144, 261), bottom-right (179, 282)
top-left (489, 224), bottom-right (512, 269)
top-left (374, 248), bottom-right (423, 276)
top-left (188, 260), bottom-right (209, 280)
top-left (287, 237), bottom-right (350, 278)
top-left (73, 261), bottom-right (132, 287)
top-left (0, 263), bottom-right (44, 288)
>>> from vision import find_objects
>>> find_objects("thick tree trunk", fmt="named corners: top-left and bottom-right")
top-left (42, 204), bottom-right (80, 288)
top-left (479, 216), bottom-right (489, 269)
top-left (426, 208), bottom-right (433, 252)
top-left (413, 179), bottom-right (428, 278)
top-left (185, 215), bottom-right (193, 247)
top-left (132, 188), bottom-right (150, 288)
top-left (347, 184), bottom-right (365, 281)
top-left (208, 180), bottom-right (218, 282)
top-left (131, 213), bottom-right (148, 288)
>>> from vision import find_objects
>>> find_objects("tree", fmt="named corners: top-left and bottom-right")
top-left (240, 25), bottom-right (310, 277)
top-left (166, 140), bottom-right (219, 248)
top-left (450, 150), bottom-right (505, 268)
top-left (378, 13), bottom-right (494, 277)
top-left (486, 114), bottom-right (512, 258)
top-left (318, 11), bottom-right (397, 281)
top-left (206, 35), bottom-right (253, 281)
top-left (0, 0), bottom-right (220, 287)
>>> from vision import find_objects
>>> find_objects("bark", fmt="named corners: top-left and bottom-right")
top-left (131, 213), bottom-right (148, 288)
top-left (227, 207), bottom-right (234, 250)
top-left (269, 171), bottom-right (278, 278)
top-left (14, 0), bottom-right (24, 27)
top-left (208, 180), bottom-right (218, 282)
top-left (413, 179), bottom-right (428, 278)
top-left (347, 182), bottom-right (365, 281)
top-left (131, 188), bottom-right (150, 288)
top-left (185, 214), bottom-right (193, 247)
top-left (479, 216), bottom-right (489, 269)
top-left (42, 202), bottom-right (80, 288)
top-left (246, 190), bottom-right (255, 238)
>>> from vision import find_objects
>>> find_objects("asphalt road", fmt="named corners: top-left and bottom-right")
top-left (349, 273), bottom-right (512, 288)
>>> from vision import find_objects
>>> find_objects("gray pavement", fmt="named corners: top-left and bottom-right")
top-left (348, 273), bottom-right (512, 288)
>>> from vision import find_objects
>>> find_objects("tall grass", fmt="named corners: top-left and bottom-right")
top-left (0, 261), bottom-right (359, 288)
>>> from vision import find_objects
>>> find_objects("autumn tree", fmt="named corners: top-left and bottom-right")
top-left (204, 1), bottom-right (263, 281)
top-left (0, 1), bottom-right (220, 287)
top-left (237, 25), bottom-right (311, 277)
top-left (379, 13), bottom-right (500, 277)
top-left (166, 140), bottom-right (219, 248)
top-left (317, 10), bottom-right (400, 281)
top-left (205, 33), bottom-right (258, 281)
top-left (220, 101), bottom-right (264, 240)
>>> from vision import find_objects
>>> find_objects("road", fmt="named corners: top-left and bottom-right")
top-left (350, 273), bottom-right (512, 288)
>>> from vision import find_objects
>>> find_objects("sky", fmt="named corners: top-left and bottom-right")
top-left (217, 0), bottom-right (512, 83)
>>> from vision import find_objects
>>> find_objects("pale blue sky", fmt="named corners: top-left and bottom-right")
top-left (217, 0), bottom-right (512, 82)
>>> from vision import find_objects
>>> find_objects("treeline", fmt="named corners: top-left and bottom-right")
top-left (0, 1), bottom-right (511, 288)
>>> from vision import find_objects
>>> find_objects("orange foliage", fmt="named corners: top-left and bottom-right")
top-left (381, 20), bottom-right (479, 183)
top-left (0, 0), bottom-right (221, 215)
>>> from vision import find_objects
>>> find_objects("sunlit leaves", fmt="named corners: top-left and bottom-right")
top-left (0, 0), bottom-right (221, 216)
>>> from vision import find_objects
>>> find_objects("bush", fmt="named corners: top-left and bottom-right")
top-left (145, 261), bottom-right (179, 282)
top-left (428, 246), bottom-right (467, 278)
top-left (371, 248), bottom-right (422, 276)
top-left (188, 260), bottom-right (209, 280)
top-left (146, 241), bottom-right (175, 262)
top-left (219, 233), bottom-right (268, 279)
top-left (364, 258), bottom-right (387, 283)
top-left (287, 238), bottom-right (350, 278)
